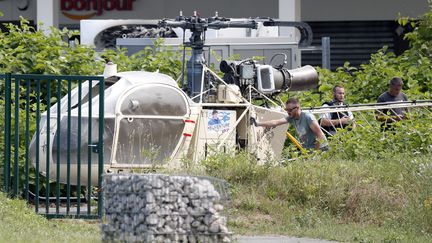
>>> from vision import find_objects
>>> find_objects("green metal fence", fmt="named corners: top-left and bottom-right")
top-left (1, 74), bottom-right (105, 219)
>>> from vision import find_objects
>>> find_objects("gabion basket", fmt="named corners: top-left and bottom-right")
top-left (101, 173), bottom-right (233, 243)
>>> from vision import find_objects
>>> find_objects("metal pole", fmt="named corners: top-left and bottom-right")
top-left (13, 77), bottom-right (20, 196)
top-left (66, 78), bottom-right (71, 215)
top-left (25, 79), bottom-right (30, 201)
top-left (45, 79), bottom-right (51, 214)
top-left (87, 80), bottom-right (92, 215)
top-left (322, 37), bottom-right (331, 70)
top-left (35, 79), bottom-right (41, 212)
top-left (77, 79), bottom-right (82, 215)
top-left (98, 78), bottom-right (105, 219)
top-left (56, 79), bottom-right (61, 214)
top-left (3, 74), bottom-right (12, 193)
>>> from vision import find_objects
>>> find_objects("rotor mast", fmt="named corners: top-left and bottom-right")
top-left (159, 12), bottom-right (258, 101)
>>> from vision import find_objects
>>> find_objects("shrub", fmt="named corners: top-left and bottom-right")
top-left (321, 112), bottom-right (432, 160)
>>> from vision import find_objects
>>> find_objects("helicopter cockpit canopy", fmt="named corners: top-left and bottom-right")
top-left (30, 71), bottom-right (192, 185)
top-left (109, 72), bottom-right (191, 166)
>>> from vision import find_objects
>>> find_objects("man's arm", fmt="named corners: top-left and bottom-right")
top-left (348, 111), bottom-right (356, 129)
top-left (375, 109), bottom-right (403, 122)
top-left (319, 104), bottom-right (352, 127)
top-left (309, 120), bottom-right (327, 150)
top-left (320, 116), bottom-right (351, 126)
top-left (375, 110), bottom-right (388, 121)
top-left (256, 117), bottom-right (288, 128)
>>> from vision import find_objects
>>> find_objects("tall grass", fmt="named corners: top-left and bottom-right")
top-left (198, 151), bottom-right (432, 241)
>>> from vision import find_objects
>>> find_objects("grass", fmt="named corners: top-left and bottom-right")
top-left (195, 152), bottom-right (432, 242)
top-left (0, 193), bottom-right (100, 243)
top-left (227, 190), bottom-right (432, 243)
top-left (1, 152), bottom-right (432, 242)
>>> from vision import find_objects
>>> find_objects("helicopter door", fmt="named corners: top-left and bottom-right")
top-left (112, 84), bottom-right (190, 166)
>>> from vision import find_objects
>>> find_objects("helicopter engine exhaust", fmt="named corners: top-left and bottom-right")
top-left (260, 65), bottom-right (319, 92)
top-left (220, 60), bottom-right (319, 97)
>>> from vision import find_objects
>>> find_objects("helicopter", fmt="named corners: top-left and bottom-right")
top-left (29, 13), bottom-right (319, 186)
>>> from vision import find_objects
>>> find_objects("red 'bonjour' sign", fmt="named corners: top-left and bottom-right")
top-left (61, 0), bottom-right (134, 16)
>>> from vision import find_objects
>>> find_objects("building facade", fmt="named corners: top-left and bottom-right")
top-left (1, 0), bottom-right (427, 26)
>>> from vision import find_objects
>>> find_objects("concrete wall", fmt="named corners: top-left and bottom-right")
top-left (0, 0), bottom-right (35, 22)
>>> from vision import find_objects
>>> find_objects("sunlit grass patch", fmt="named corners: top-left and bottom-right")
top-left (0, 193), bottom-right (100, 243)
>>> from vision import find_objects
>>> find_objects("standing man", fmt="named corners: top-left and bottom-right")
top-left (376, 77), bottom-right (409, 122)
top-left (251, 98), bottom-right (327, 150)
top-left (319, 85), bottom-right (355, 137)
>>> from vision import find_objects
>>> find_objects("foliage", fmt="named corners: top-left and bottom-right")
top-left (320, 110), bottom-right (432, 160)
top-left (0, 19), bottom-right (102, 75)
top-left (0, 18), bottom-right (183, 77)
top-left (200, 152), bottom-right (272, 184)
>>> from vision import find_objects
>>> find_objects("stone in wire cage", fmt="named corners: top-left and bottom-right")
top-left (102, 174), bottom-right (232, 243)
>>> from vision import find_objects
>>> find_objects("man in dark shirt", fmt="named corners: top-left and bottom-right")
top-left (319, 85), bottom-right (355, 137)
top-left (376, 77), bottom-right (408, 122)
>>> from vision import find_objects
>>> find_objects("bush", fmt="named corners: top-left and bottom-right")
top-left (0, 19), bottom-right (102, 75)
top-left (321, 111), bottom-right (432, 160)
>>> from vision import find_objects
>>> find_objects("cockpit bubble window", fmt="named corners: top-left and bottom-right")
top-left (115, 118), bottom-right (184, 165)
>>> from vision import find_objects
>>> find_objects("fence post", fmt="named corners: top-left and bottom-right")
top-left (3, 73), bottom-right (12, 193)
top-left (24, 79), bottom-right (31, 202)
top-left (13, 76), bottom-right (20, 196)
top-left (98, 77), bottom-right (105, 218)
top-left (87, 79), bottom-right (93, 215)
top-left (35, 79), bottom-right (41, 212)
top-left (45, 79), bottom-right (51, 214)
